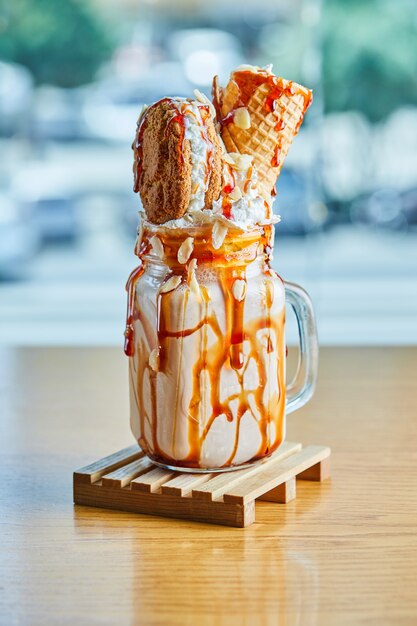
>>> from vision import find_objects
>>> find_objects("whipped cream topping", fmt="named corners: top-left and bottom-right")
top-left (137, 95), bottom-right (279, 232)
top-left (170, 98), bottom-right (212, 213)
top-left (211, 158), bottom-right (279, 229)
top-left (150, 124), bottom-right (279, 231)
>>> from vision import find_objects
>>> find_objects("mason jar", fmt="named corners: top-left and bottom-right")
top-left (125, 222), bottom-right (318, 472)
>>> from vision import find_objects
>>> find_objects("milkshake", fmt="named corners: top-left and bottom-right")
top-left (125, 65), bottom-right (316, 471)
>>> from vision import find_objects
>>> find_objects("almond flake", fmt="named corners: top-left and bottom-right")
top-left (226, 152), bottom-right (254, 171)
top-left (193, 89), bottom-right (216, 119)
top-left (228, 186), bottom-right (242, 201)
top-left (159, 274), bottom-right (182, 294)
top-left (187, 258), bottom-right (200, 295)
top-left (232, 279), bottom-right (247, 302)
top-left (193, 88), bottom-right (207, 103)
top-left (149, 235), bottom-right (164, 260)
top-left (212, 221), bottom-right (228, 250)
top-left (177, 237), bottom-right (194, 264)
top-left (148, 348), bottom-right (159, 372)
top-left (233, 107), bottom-right (251, 130)
top-left (236, 154), bottom-right (254, 170)
top-left (223, 153), bottom-right (235, 165)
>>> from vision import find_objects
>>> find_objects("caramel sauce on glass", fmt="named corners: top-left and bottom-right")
top-left (126, 224), bottom-right (286, 469)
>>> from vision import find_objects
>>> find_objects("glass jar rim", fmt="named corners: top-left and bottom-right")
top-left (137, 220), bottom-right (272, 266)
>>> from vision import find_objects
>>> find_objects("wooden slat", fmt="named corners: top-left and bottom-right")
top-left (298, 457), bottom-right (331, 481)
top-left (161, 472), bottom-right (213, 496)
top-left (73, 445), bottom-right (143, 484)
top-left (101, 456), bottom-right (153, 488)
top-left (131, 467), bottom-right (176, 493)
top-left (223, 445), bottom-right (331, 505)
top-left (73, 441), bottom-right (331, 527)
top-left (191, 441), bottom-right (302, 501)
top-left (258, 477), bottom-right (296, 503)
top-left (74, 482), bottom-right (255, 528)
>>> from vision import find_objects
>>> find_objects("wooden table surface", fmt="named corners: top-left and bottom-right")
top-left (1, 346), bottom-right (417, 625)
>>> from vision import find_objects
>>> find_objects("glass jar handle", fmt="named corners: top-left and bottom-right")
top-left (284, 281), bottom-right (319, 414)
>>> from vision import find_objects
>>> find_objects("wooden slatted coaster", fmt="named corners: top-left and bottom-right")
top-left (73, 442), bottom-right (331, 528)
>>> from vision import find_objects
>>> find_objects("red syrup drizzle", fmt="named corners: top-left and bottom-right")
top-left (221, 111), bottom-right (236, 126)
top-left (265, 82), bottom-right (292, 112)
top-left (221, 164), bottom-right (235, 218)
top-left (222, 165), bottom-right (236, 195)
top-left (222, 197), bottom-right (233, 219)
top-left (271, 144), bottom-right (281, 168)
top-left (214, 70), bottom-right (313, 153)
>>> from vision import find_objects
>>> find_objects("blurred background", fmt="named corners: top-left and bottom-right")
top-left (0, 0), bottom-right (416, 346)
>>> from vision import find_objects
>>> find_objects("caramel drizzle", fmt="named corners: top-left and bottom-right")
top-left (221, 69), bottom-right (313, 122)
top-left (126, 226), bottom-right (286, 468)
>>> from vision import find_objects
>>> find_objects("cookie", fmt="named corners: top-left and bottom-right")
top-left (133, 98), bottom-right (222, 224)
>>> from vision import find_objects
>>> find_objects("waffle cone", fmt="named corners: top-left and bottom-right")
top-left (214, 72), bottom-right (312, 199)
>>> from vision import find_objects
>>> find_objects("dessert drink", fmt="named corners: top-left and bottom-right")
top-left (125, 65), bottom-right (317, 471)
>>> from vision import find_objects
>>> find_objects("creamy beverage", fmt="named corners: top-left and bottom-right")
top-left (125, 65), bottom-right (317, 471)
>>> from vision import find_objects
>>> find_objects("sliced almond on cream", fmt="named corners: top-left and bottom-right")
top-left (177, 237), bottom-right (194, 264)
top-left (149, 235), bottom-right (164, 260)
top-left (236, 153), bottom-right (254, 170)
top-left (233, 107), bottom-right (251, 130)
top-left (223, 153), bottom-right (235, 165)
top-left (226, 152), bottom-right (254, 171)
top-left (232, 279), bottom-right (247, 302)
top-left (193, 89), bottom-right (216, 118)
top-left (159, 274), bottom-right (182, 294)
top-left (148, 348), bottom-right (159, 372)
top-left (228, 186), bottom-right (242, 201)
top-left (212, 221), bottom-right (228, 250)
